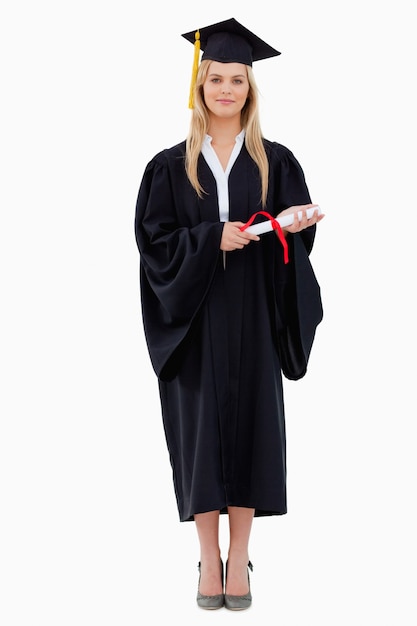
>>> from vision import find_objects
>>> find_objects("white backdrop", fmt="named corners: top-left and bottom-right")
top-left (1, 1), bottom-right (416, 624)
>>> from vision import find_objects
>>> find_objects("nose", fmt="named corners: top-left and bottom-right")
top-left (221, 83), bottom-right (231, 94)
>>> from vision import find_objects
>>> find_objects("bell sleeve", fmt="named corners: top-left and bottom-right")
top-left (269, 144), bottom-right (324, 379)
top-left (135, 154), bottom-right (224, 381)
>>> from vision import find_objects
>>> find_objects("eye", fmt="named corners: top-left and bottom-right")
top-left (211, 78), bottom-right (221, 83)
top-left (233, 79), bottom-right (243, 84)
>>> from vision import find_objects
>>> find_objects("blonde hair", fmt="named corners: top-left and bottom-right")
top-left (185, 60), bottom-right (269, 207)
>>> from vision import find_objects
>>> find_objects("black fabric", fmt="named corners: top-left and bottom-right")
top-left (277, 235), bottom-right (323, 380)
top-left (181, 17), bottom-right (281, 65)
top-left (135, 139), bottom-right (322, 521)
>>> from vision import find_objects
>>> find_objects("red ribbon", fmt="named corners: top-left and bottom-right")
top-left (239, 211), bottom-right (289, 264)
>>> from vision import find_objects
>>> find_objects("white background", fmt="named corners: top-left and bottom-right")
top-left (1, 0), bottom-right (416, 624)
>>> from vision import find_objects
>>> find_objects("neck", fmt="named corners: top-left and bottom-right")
top-left (207, 118), bottom-right (242, 145)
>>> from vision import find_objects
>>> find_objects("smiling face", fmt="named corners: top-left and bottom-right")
top-left (202, 61), bottom-right (250, 121)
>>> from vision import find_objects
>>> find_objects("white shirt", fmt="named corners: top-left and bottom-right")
top-left (201, 130), bottom-right (245, 222)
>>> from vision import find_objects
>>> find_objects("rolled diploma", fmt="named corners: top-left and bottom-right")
top-left (245, 206), bottom-right (322, 235)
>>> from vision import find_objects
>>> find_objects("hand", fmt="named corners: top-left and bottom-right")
top-left (220, 221), bottom-right (260, 252)
top-left (279, 204), bottom-right (325, 235)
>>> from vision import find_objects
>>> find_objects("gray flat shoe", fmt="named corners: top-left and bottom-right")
top-left (224, 560), bottom-right (253, 611)
top-left (196, 560), bottom-right (224, 610)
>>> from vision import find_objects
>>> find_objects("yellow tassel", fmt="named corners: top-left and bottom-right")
top-left (188, 29), bottom-right (200, 109)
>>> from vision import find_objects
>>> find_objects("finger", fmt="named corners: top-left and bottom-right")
top-left (242, 232), bottom-right (260, 242)
top-left (292, 211), bottom-right (301, 230)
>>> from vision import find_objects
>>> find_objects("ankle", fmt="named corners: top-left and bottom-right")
top-left (199, 549), bottom-right (222, 565)
top-left (227, 550), bottom-right (249, 567)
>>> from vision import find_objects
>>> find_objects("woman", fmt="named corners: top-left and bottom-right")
top-left (135, 18), bottom-right (324, 610)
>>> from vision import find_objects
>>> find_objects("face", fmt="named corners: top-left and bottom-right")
top-left (202, 61), bottom-right (250, 121)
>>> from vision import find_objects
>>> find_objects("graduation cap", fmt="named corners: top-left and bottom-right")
top-left (182, 18), bottom-right (281, 108)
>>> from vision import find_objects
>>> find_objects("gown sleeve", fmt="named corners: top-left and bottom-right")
top-left (278, 234), bottom-right (323, 379)
top-left (269, 143), bottom-right (323, 380)
top-left (135, 152), bottom-right (224, 381)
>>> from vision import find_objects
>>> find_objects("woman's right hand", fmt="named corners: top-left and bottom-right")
top-left (220, 221), bottom-right (260, 252)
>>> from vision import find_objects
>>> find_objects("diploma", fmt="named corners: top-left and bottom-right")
top-left (244, 206), bottom-right (322, 235)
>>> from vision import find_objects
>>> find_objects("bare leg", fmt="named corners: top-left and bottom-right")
top-left (225, 506), bottom-right (255, 595)
top-left (194, 510), bottom-right (223, 595)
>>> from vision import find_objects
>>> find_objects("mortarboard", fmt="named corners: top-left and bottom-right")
top-left (182, 18), bottom-right (281, 108)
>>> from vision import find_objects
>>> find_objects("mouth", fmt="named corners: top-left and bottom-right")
top-left (216, 99), bottom-right (234, 104)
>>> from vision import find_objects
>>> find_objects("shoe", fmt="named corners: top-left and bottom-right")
top-left (196, 560), bottom-right (224, 610)
top-left (224, 561), bottom-right (253, 611)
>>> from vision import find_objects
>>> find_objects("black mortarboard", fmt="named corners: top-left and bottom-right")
top-left (182, 18), bottom-right (281, 108)
top-left (182, 17), bottom-right (281, 66)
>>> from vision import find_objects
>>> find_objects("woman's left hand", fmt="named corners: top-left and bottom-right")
top-left (279, 204), bottom-right (325, 234)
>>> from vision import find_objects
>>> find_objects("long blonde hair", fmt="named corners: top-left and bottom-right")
top-left (185, 60), bottom-right (269, 207)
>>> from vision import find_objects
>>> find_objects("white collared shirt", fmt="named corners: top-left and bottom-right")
top-left (201, 130), bottom-right (245, 222)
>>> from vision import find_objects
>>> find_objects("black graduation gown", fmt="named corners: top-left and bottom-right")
top-left (135, 139), bottom-right (322, 522)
